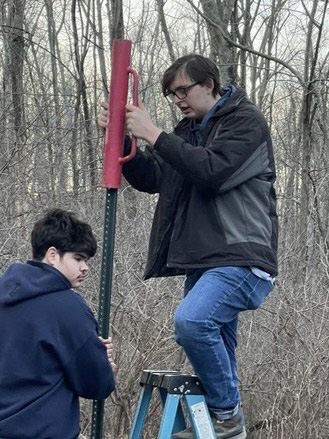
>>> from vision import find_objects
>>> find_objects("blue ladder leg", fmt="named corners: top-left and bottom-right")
top-left (184, 394), bottom-right (216, 439)
top-left (158, 387), bottom-right (186, 435)
top-left (129, 383), bottom-right (153, 439)
top-left (158, 393), bottom-right (181, 439)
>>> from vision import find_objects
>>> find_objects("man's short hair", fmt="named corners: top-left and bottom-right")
top-left (31, 209), bottom-right (97, 260)
top-left (162, 54), bottom-right (221, 98)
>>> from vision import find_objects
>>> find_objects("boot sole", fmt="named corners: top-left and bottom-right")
top-left (226, 426), bottom-right (247, 439)
top-left (172, 426), bottom-right (247, 439)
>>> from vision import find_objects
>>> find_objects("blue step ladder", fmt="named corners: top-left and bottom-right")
top-left (129, 370), bottom-right (216, 439)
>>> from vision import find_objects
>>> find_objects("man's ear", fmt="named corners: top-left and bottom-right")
top-left (43, 247), bottom-right (59, 266)
top-left (205, 78), bottom-right (214, 94)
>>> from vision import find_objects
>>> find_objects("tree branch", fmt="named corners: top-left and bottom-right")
top-left (186, 0), bottom-right (305, 86)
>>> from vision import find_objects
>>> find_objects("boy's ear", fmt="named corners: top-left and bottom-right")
top-left (44, 247), bottom-right (59, 266)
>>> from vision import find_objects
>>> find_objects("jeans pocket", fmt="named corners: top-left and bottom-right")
top-left (247, 279), bottom-right (272, 310)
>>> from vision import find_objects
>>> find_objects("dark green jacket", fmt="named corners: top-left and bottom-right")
top-left (123, 90), bottom-right (278, 279)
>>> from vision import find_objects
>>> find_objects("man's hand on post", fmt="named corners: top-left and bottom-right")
top-left (125, 102), bottom-right (162, 146)
top-left (97, 99), bottom-right (162, 147)
top-left (97, 101), bottom-right (108, 133)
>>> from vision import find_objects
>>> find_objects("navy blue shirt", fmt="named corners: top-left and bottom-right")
top-left (0, 261), bottom-right (115, 439)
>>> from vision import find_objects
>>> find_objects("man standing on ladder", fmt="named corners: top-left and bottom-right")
top-left (99, 54), bottom-right (278, 439)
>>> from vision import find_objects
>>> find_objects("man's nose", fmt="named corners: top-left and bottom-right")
top-left (81, 261), bottom-right (89, 272)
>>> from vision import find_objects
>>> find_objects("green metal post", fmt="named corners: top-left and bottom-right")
top-left (90, 189), bottom-right (118, 439)
top-left (89, 38), bottom-right (138, 439)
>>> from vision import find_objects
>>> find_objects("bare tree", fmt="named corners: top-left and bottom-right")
top-left (1, 1), bottom-right (329, 437)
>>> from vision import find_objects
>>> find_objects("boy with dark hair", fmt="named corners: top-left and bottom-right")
top-left (0, 209), bottom-right (115, 439)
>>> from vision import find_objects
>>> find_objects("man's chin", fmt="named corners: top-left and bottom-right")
top-left (183, 112), bottom-right (195, 119)
top-left (180, 109), bottom-right (196, 119)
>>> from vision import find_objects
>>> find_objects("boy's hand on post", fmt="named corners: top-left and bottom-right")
top-left (99, 336), bottom-right (117, 373)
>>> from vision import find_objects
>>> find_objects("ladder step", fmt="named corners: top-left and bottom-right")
top-left (129, 370), bottom-right (216, 439)
top-left (140, 369), bottom-right (205, 394)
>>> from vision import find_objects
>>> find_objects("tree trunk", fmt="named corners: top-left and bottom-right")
top-left (198, 0), bottom-right (237, 84)
top-left (8, 0), bottom-right (26, 153)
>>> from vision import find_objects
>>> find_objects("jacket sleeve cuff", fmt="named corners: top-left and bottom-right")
top-left (153, 131), bottom-right (168, 151)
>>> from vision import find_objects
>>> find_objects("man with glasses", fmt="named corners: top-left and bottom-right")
top-left (99, 54), bottom-right (278, 439)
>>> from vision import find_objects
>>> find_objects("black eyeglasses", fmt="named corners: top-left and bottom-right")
top-left (165, 82), bottom-right (201, 102)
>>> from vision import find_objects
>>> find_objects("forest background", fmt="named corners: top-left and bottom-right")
top-left (1, 0), bottom-right (329, 437)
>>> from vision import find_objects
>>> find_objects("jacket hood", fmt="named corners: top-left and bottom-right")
top-left (0, 261), bottom-right (71, 305)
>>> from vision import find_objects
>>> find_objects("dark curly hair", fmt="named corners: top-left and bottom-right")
top-left (31, 209), bottom-right (97, 260)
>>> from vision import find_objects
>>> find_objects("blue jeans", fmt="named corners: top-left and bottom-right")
top-left (174, 266), bottom-right (273, 412)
